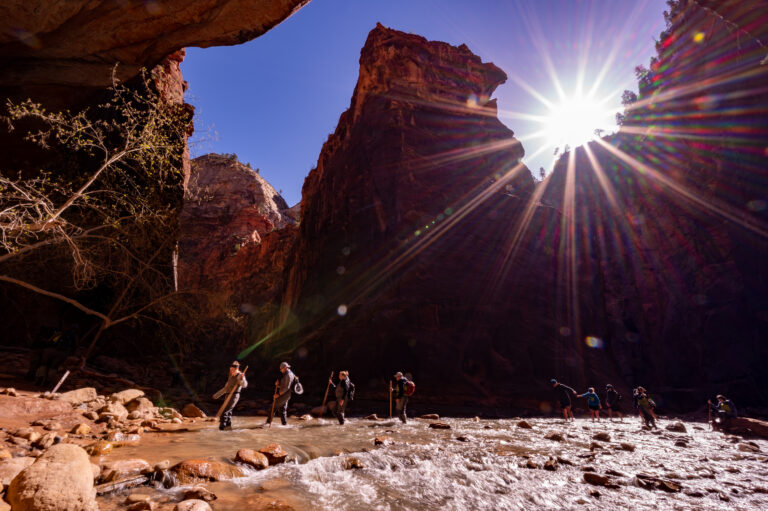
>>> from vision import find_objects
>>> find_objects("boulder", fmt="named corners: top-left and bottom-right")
top-left (175, 500), bottom-right (212, 511)
top-left (374, 437), bottom-right (394, 446)
top-left (59, 388), bottom-right (98, 405)
top-left (343, 457), bottom-right (364, 470)
top-left (234, 449), bottom-right (269, 470)
top-left (32, 433), bottom-right (58, 450)
top-left (583, 473), bottom-right (612, 486)
top-left (420, 414), bottom-right (440, 420)
top-left (12, 429), bottom-right (40, 443)
top-left (0, 448), bottom-right (11, 460)
top-left (635, 473), bottom-right (682, 493)
top-left (182, 487), bottom-right (217, 502)
top-left (181, 404), bottom-right (206, 418)
top-left (7, 444), bottom-right (98, 511)
top-left (99, 459), bottom-right (151, 483)
top-left (83, 411), bottom-right (99, 421)
top-left (127, 501), bottom-right (153, 511)
top-left (592, 432), bottom-right (611, 442)
top-left (0, 457), bottom-right (35, 486)
top-left (170, 460), bottom-right (244, 484)
top-left (98, 402), bottom-right (129, 421)
top-left (258, 444), bottom-right (288, 465)
top-left (364, 414), bottom-right (380, 420)
top-left (110, 389), bottom-right (145, 405)
top-left (722, 417), bottom-right (768, 438)
top-left (70, 423), bottom-right (91, 435)
top-left (0, 388), bottom-right (18, 397)
top-left (619, 442), bottom-right (635, 452)
top-left (543, 458), bottom-right (558, 471)
top-left (544, 432), bottom-right (564, 442)
top-left (516, 420), bottom-right (532, 429)
top-left (428, 422), bottom-right (451, 430)
top-left (85, 441), bottom-right (113, 456)
top-left (665, 421), bottom-right (687, 433)
top-left (126, 397), bottom-right (155, 414)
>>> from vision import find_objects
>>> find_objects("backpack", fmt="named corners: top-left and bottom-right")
top-left (348, 381), bottom-right (356, 401)
top-left (404, 380), bottom-right (416, 396)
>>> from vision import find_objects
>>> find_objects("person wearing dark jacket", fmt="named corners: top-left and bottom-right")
top-left (392, 372), bottom-right (410, 424)
top-left (604, 384), bottom-right (623, 421)
top-left (551, 379), bottom-right (577, 422)
top-left (271, 361), bottom-right (295, 426)
top-left (709, 395), bottom-right (737, 427)
top-left (635, 386), bottom-right (657, 429)
top-left (213, 361), bottom-right (248, 430)
top-left (328, 371), bottom-right (355, 424)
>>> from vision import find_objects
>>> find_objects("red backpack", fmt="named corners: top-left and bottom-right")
top-left (404, 380), bottom-right (416, 396)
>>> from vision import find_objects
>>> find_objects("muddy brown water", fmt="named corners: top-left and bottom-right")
top-left (97, 416), bottom-right (768, 510)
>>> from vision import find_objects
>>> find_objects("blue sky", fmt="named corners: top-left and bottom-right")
top-left (182, 0), bottom-right (668, 206)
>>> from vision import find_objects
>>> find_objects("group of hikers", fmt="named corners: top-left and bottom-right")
top-left (551, 378), bottom-right (738, 429)
top-left (213, 361), bottom-right (414, 430)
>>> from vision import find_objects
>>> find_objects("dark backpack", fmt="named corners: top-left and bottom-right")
top-left (404, 380), bottom-right (416, 396)
top-left (348, 381), bottom-right (356, 401)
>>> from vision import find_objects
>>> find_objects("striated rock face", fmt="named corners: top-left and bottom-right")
top-left (249, 24), bottom-right (542, 402)
top-left (178, 154), bottom-right (297, 299)
top-left (0, 0), bottom-right (309, 107)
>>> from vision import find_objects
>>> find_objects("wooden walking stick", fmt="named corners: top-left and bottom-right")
top-left (215, 366), bottom-right (248, 419)
top-left (389, 381), bottom-right (393, 419)
top-left (321, 371), bottom-right (334, 417)
top-left (708, 400), bottom-right (713, 430)
top-left (267, 381), bottom-right (279, 428)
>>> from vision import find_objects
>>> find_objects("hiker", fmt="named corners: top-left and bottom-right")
top-left (579, 387), bottom-right (602, 421)
top-left (551, 379), bottom-right (577, 421)
top-left (212, 361), bottom-right (247, 430)
top-left (328, 371), bottom-right (355, 425)
top-left (709, 395), bottom-right (737, 428)
top-left (604, 384), bottom-right (623, 421)
top-left (392, 372), bottom-right (411, 424)
top-left (636, 386), bottom-right (657, 429)
top-left (272, 361), bottom-right (295, 426)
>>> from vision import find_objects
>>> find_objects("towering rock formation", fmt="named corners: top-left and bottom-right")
top-left (178, 153), bottom-right (297, 310)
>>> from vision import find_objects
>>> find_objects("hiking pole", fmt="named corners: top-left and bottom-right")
top-left (389, 381), bottom-right (393, 419)
top-left (707, 400), bottom-right (712, 430)
top-left (321, 371), bottom-right (334, 417)
top-left (267, 381), bottom-right (279, 428)
top-left (215, 366), bottom-right (248, 419)
top-left (51, 370), bottom-right (70, 394)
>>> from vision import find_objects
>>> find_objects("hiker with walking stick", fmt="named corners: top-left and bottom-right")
top-left (270, 362), bottom-right (295, 426)
top-left (328, 371), bottom-right (355, 425)
top-left (212, 361), bottom-right (248, 431)
top-left (392, 372), bottom-right (414, 424)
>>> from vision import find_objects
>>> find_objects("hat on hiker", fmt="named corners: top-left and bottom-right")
top-left (716, 394), bottom-right (726, 401)
top-left (550, 379), bottom-right (557, 385)
top-left (280, 361), bottom-right (291, 369)
top-left (606, 384), bottom-right (613, 389)
top-left (394, 372), bottom-right (403, 378)
top-left (231, 361), bottom-right (240, 367)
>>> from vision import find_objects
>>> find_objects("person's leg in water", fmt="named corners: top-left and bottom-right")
top-left (606, 406), bottom-right (613, 421)
top-left (219, 392), bottom-right (240, 430)
top-left (396, 396), bottom-right (408, 423)
top-left (274, 393), bottom-right (290, 425)
top-left (334, 399), bottom-right (347, 425)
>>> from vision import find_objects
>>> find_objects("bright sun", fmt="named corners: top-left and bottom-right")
top-left (544, 95), bottom-right (612, 151)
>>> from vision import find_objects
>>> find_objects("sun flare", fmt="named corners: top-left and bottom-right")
top-left (544, 95), bottom-right (615, 151)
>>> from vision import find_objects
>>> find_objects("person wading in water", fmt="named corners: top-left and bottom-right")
top-left (551, 379), bottom-right (578, 422)
top-left (328, 371), bottom-right (355, 425)
top-left (272, 362), bottom-right (295, 426)
top-left (709, 394), bottom-right (738, 429)
top-left (392, 372), bottom-right (412, 424)
top-left (578, 387), bottom-right (602, 421)
top-left (213, 361), bottom-right (248, 430)
top-left (604, 384), bottom-right (623, 421)
top-left (636, 386), bottom-right (658, 429)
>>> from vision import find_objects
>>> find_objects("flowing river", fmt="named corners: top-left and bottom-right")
top-left (97, 416), bottom-right (768, 510)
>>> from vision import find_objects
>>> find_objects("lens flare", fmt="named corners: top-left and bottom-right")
top-left (585, 336), bottom-right (604, 349)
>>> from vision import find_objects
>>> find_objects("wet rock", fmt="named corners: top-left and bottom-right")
top-left (589, 489), bottom-right (601, 498)
top-left (181, 404), bottom-right (206, 418)
top-left (738, 442), bottom-right (761, 453)
top-left (343, 457), bottom-right (364, 470)
top-left (12, 428), bottom-right (40, 443)
top-left (183, 487), bottom-right (217, 502)
top-left (127, 501), bottom-right (154, 511)
top-left (674, 440), bottom-right (688, 448)
top-left (297, 414), bottom-right (313, 421)
top-left (589, 442), bottom-right (603, 451)
top-left (374, 437), bottom-right (394, 446)
top-left (592, 432), bottom-right (610, 442)
top-left (70, 423), bottom-right (91, 435)
top-left (582, 466), bottom-right (596, 472)
top-left (0, 388), bottom-right (18, 397)
top-left (605, 469), bottom-right (626, 477)
top-left (109, 389), bottom-right (145, 405)
top-left (235, 449), bottom-right (269, 470)
top-left (154, 460), bottom-right (170, 471)
top-left (258, 444), bottom-right (288, 465)
top-left (684, 489), bottom-right (705, 497)
top-left (420, 414), bottom-right (440, 420)
top-left (635, 473), bottom-right (682, 493)
top-left (174, 500), bottom-right (212, 511)
top-left (0, 457), bottom-right (35, 486)
top-left (543, 458), bottom-right (557, 471)
top-left (85, 441), bottom-right (113, 456)
top-left (7, 444), bottom-right (97, 511)
top-left (583, 473), bottom-right (611, 486)
top-left (544, 432), bottom-right (564, 442)
top-left (665, 421), bottom-right (687, 433)
top-left (364, 414), bottom-right (380, 420)
top-left (172, 418), bottom-right (183, 424)
top-left (556, 456), bottom-right (574, 466)
top-left (105, 432), bottom-right (141, 446)
top-left (59, 388), bottom-right (98, 405)
top-left (455, 436), bottom-right (470, 442)
top-left (523, 459), bottom-right (538, 469)
top-left (619, 442), bottom-right (635, 452)
top-left (429, 422), bottom-right (451, 430)
top-left (516, 420), bottom-right (532, 429)
top-left (98, 402), bottom-right (129, 422)
top-left (99, 459), bottom-right (151, 483)
top-left (171, 460), bottom-right (244, 484)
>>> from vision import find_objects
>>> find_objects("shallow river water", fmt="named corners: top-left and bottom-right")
top-left (98, 416), bottom-right (768, 510)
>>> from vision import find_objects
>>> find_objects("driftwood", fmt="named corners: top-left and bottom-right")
top-left (95, 474), bottom-right (148, 495)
